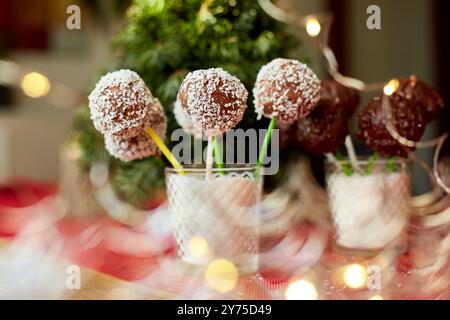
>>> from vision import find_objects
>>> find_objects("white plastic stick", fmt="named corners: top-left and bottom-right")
top-left (206, 136), bottom-right (214, 179)
top-left (325, 152), bottom-right (339, 167)
top-left (345, 135), bottom-right (362, 173)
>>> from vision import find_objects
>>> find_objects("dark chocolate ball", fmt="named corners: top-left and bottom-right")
top-left (395, 75), bottom-right (444, 123)
top-left (357, 94), bottom-right (426, 158)
top-left (291, 80), bottom-right (359, 154)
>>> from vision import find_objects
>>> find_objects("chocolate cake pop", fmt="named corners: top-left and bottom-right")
top-left (88, 69), bottom-right (156, 138)
top-left (296, 80), bottom-right (360, 155)
top-left (253, 58), bottom-right (321, 123)
top-left (357, 94), bottom-right (425, 158)
top-left (319, 79), bottom-right (360, 116)
top-left (177, 68), bottom-right (248, 136)
top-left (277, 122), bottom-right (300, 149)
top-left (395, 75), bottom-right (444, 123)
top-left (105, 108), bottom-right (167, 162)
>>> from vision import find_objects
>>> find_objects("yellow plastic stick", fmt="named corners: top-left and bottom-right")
top-left (145, 128), bottom-right (184, 173)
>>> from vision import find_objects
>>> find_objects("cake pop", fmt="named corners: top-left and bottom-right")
top-left (177, 68), bottom-right (248, 136)
top-left (88, 69), bottom-right (158, 139)
top-left (296, 80), bottom-right (360, 155)
top-left (395, 75), bottom-right (445, 123)
top-left (253, 58), bottom-right (321, 123)
top-left (357, 94), bottom-right (425, 158)
top-left (105, 110), bottom-right (167, 162)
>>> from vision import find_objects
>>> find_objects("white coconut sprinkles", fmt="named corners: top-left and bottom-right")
top-left (253, 58), bottom-right (321, 123)
top-left (88, 69), bottom-right (155, 138)
top-left (177, 68), bottom-right (248, 136)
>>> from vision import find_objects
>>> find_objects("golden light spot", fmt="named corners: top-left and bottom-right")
top-left (188, 236), bottom-right (211, 259)
top-left (343, 263), bottom-right (367, 289)
top-left (21, 72), bottom-right (50, 98)
top-left (369, 295), bottom-right (383, 300)
top-left (306, 18), bottom-right (321, 37)
top-left (204, 259), bottom-right (238, 293)
top-left (285, 280), bottom-right (318, 300)
top-left (383, 79), bottom-right (399, 96)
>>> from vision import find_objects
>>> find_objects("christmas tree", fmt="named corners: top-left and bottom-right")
top-left (70, 0), bottom-right (300, 205)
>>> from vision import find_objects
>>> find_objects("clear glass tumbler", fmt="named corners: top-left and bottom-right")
top-left (326, 158), bottom-right (411, 251)
top-left (165, 165), bottom-right (262, 274)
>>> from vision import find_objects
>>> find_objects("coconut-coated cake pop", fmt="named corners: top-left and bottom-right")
top-left (253, 58), bottom-right (321, 123)
top-left (89, 69), bottom-right (156, 138)
top-left (105, 107), bottom-right (167, 162)
top-left (177, 68), bottom-right (248, 136)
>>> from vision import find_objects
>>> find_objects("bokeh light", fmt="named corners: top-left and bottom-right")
top-left (343, 263), bottom-right (367, 289)
top-left (188, 236), bottom-right (211, 259)
top-left (285, 279), bottom-right (318, 300)
top-left (383, 79), bottom-right (399, 96)
top-left (369, 295), bottom-right (383, 300)
top-left (204, 259), bottom-right (238, 293)
top-left (21, 72), bottom-right (51, 98)
top-left (306, 18), bottom-right (321, 37)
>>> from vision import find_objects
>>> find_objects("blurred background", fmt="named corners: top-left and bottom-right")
top-left (0, 0), bottom-right (449, 301)
top-left (0, 0), bottom-right (448, 190)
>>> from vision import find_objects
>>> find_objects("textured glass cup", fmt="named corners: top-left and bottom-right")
top-left (166, 165), bottom-right (262, 274)
top-left (326, 159), bottom-right (410, 251)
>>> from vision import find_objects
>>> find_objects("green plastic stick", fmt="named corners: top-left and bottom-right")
top-left (336, 150), bottom-right (352, 176)
top-left (213, 136), bottom-right (224, 170)
top-left (366, 152), bottom-right (378, 176)
top-left (387, 157), bottom-right (396, 174)
top-left (257, 118), bottom-right (277, 169)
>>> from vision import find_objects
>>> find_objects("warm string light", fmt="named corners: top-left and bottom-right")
top-left (305, 17), bottom-right (321, 37)
top-left (342, 263), bottom-right (367, 289)
top-left (188, 236), bottom-right (211, 259)
top-left (21, 72), bottom-right (51, 98)
top-left (204, 259), bottom-right (238, 293)
top-left (433, 133), bottom-right (450, 194)
top-left (285, 279), bottom-right (318, 300)
top-left (0, 59), bottom-right (83, 109)
top-left (383, 79), bottom-right (399, 96)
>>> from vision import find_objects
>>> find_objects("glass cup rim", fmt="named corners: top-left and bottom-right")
top-left (165, 163), bottom-right (259, 174)
top-left (324, 156), bottom-right (410, 167)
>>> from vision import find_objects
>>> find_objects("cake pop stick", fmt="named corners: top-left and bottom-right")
top-left (213, 137), bottom-right (224, 170)
top-left (325, 152), bottom-right (342, 172)
top-left (345, 135), bottom-right (362, 173)
top-left (174, 99), bottom-right (224, 171)
top-left (145, 128), bottom-right (183, 171)
top-left (205, 136), bottom-right (214, 178)
top-left (257, 118), bottom-right (277, 169)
